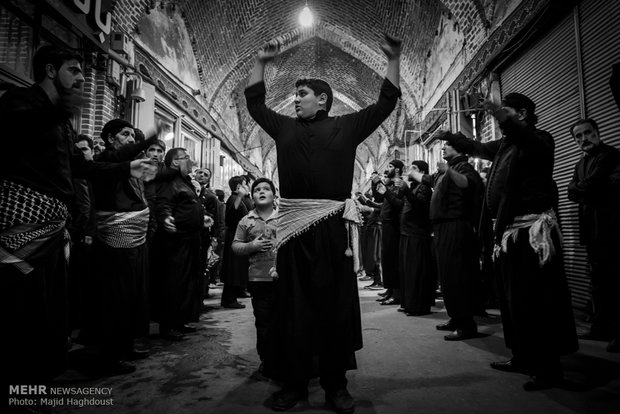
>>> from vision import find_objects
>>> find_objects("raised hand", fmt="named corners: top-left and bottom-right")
top-left (257, 42), bottom-right (280, 63)
top-left (380, 33), bottom-right (402, 59)
top-left (437, 162), bottom-right (448, 174)
top-left (164, 216), bottom-right (177, 233)
top-left (376, 182), bottom-right (387, 195)
top-left (129, 159), bottom-right (158, 181)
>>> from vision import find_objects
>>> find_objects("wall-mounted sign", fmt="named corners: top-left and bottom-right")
top-left (71, 0), bottom-right (112, 43)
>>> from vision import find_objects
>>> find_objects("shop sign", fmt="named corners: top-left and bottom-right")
top-left (71, 0), bottom-right (112, 43)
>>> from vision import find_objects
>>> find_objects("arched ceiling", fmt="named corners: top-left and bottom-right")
top-left (175, 0), bottom-right (493, 186)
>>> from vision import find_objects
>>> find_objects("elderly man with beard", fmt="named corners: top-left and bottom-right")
top-left (152, 148), bottom-right (207, 340)
top-left (568, 118), bottom-right (620, 353)
top-left (0, 45), bottom-right (155, 386)
top-left (440, 93), bottom-right (578, 390)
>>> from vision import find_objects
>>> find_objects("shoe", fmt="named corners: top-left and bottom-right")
top-left (523, 374), bottom-right (563, 391)
top-left (380, 298), bottom-right (400, 306)
top-left (376, 295), bottom-right (391, 302)
top-left (435, 321), bottom-right (456, 331)
top-left (366, 284), bottom-right (385, 290)
top-left (444, 329), bottom-right (477, 341)
top-left (161, 329), bottom-right (185, 341)
top-left (176, 324), bottom-right (197, 333)
top-left (222, 302), bottom-right (246, 309)
top-left (406, 311), bottom-right (431, 316)
top-left (378, 290), bottom-right (390, 297)
top-left (271, 388), bottom-right (308, 411)
top-left (607, 338), bottom-right (620, 353)
top-left (490, 359), bottom-right (528, 374)
top-left (358, 276), bottom-right (373, 282)
top-left (123, 349), bottom-right (149, 361)
top-left (326, 388), bottom-right (355, 414)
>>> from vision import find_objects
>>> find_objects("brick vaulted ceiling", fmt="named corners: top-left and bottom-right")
top-left (177, 0), bottom-right (492, 183)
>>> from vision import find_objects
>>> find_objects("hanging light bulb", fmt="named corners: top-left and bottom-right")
top-left (299, 2), bottom-right (314, 27)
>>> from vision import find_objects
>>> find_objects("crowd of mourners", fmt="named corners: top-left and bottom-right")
top-left (2, 40), bottom-right (620, 414)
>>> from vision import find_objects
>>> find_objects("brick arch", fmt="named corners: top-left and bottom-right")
top-left (208, 22), bottom-right (419, 115)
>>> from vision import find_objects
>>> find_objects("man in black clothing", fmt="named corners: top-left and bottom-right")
top-left (394, 160), bottom-right (435, 316)
top-left (410, 141), bottom-right (483, 340)
top-left (195, 168), bottom-right (217, 306)
top-left (568, 118), bottom-right (620, 352)
top-left (440, 93), bottom-right (578, 390)
top-left (0, 45), bottom-right (154, 387)
top-left (357, 186), bottom-right (383, 290)
top-left (374, 159), bottom-right (405, 305)
top-left (245, 34), bottom-right (401, 413)
top-left (154, 148), bottom-right (206, 339)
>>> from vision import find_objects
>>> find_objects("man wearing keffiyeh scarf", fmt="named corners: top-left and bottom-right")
top-left (439, 93), bottom-right (578, 391)
top-left (0, 45), bottom-right (156, 388)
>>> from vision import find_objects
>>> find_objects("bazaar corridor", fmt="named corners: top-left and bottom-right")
top-left (51, 281), bottom-right (620, 414)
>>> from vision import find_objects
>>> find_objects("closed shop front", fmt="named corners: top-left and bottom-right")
top-left (498, 0), bottom-right (620, 310)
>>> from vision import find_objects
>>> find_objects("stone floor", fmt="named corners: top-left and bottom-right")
top-left (47, 281), bottom-right (620, 414)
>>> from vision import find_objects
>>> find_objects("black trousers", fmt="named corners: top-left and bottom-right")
top-left (381, 221), bottom-right (400, 289)
top-left (496, 227), bottom-right (578, 376)
top-left (3, 235), bottom-right (68, 385)
top-left (248, 281), bottom-right (275, 361)
top-left (586, 240), bottom-right (620, 339)
top-left (433, 219), bottom-right (478, 330)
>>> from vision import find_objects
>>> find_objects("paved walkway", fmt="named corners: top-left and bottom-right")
top-left (50, 281), bottom-right (620, 414)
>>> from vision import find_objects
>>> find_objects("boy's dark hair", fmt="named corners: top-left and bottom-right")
top-left (569, 118), bottom-right (599, 137)
top-left (295, 78), bottom-right (333, 112)
top-left (251, 177), bottom-right (276, 195)
top-left (75, 134), bottom-right (93, 149)
top-left (33, 45), bottom-right (82, 83)
top-left (228, 175), bottom-right (245, 192)
top-left (164, 147), bottom-right (186, 167)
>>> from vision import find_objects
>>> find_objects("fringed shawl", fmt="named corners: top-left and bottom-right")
top-left (274, 198), bottom-right (364, 271)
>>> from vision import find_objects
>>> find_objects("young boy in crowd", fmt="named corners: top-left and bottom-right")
top-left (232, 177), bottom-right (279, 379)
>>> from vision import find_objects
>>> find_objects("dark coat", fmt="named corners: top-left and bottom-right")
top-left (245, 77), bottom-right (401, 374)
top-left (567, 142), bottom-right (620, 244)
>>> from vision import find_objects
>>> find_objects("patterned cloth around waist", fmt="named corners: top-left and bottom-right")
top-left (274, 198), bottom-right (363, 271)
top-left (493, 209), bottom-right (561, 267)
top-left (96, 207), bottom-right (149, 248)
top-left (0, 179), bottom-right (69, 274)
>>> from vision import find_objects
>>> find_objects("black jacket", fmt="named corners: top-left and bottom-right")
top-left (568, 142), bottom-right (620, 244)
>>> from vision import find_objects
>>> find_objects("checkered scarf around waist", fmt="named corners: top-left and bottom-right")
top-left (96, 207), bottom-right (149, 248)
top-left (0, 179), bottom-right (70, 275)
top-left (493, 209), bottom-right (562, 267)
top-left (274, 198), bottom-right (363, 271)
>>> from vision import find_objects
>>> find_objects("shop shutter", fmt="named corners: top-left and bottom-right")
top-left (500, 13), bottom-right (590, 309)
top-left (580, 0), bottom-right (620, 148)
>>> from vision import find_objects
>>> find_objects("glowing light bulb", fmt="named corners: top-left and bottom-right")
top-left (164, 131), bottom-right (174, 141)
top-left (299, 6), bottom-right (314, 27)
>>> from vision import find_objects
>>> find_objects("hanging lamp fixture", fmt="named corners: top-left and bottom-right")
top-left (299, 1), bottom-right (314, 27)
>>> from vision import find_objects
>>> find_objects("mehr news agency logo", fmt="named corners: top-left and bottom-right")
top-left (8, 385), bottom-right (114, 408)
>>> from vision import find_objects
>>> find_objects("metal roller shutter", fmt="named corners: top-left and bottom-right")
top-left (580, 0), bottom-right (620, 148)
top-left (499, 13), bottom-right (589, 309)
